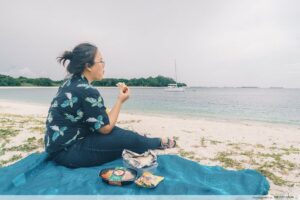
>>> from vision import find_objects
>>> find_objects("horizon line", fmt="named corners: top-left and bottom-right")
top-left (1, 73), bottom-right (299, 89)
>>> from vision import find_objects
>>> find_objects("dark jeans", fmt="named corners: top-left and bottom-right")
top-left (50, 126), bottom-right (162, 168)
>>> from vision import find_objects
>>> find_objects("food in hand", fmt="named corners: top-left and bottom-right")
top-left (116, 82), bottom-right (126, 87)
top-left (116, 82), bottom-right (128, 93)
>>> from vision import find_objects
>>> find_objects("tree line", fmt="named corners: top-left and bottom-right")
top-left (0, 74), bottom-right (187, 87)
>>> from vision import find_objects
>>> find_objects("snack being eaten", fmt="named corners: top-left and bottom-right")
top-left (116, 82), bottom-right (126, 87)
top-left (116, 82), bottom-right (128, 93)
top-left (134, 172), bottom-right (164, 188)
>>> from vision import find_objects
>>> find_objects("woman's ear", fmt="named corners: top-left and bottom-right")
top-left (85, 63), bottom-right (92, 72)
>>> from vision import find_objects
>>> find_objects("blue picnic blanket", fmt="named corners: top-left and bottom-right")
top-left (0, 152), bottom-right (269, 195)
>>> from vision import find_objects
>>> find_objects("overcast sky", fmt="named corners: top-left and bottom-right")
top-left (0, 0), bottom-right (299, 87)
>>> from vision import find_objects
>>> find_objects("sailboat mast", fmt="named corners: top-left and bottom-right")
top-left (174, 59), bottom-right (178, 85)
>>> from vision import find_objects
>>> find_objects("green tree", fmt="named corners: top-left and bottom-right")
top-left (0, 75), bottom-right (21, 86)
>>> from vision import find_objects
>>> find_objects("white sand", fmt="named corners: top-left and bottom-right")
top-left (0, 100), bottom-right (49, 116)
top-left (0, 100), bottom-right (299, 195)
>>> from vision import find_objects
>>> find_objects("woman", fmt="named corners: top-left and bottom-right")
top-left (44, 43), bottom-right (176, 168)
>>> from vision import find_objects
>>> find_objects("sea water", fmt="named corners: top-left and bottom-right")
top-left (0, 87), bottom-right (299, 125)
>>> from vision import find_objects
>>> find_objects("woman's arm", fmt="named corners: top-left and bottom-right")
top-left (99, 85), bottom-right (130, 134)
top-left (99, 99), bottom-right (122, 134)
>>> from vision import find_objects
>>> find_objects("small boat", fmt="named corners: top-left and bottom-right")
top-left (165, 83), bottom-right (185, 92)
top-left (164, 60), bottom-right (185, 92)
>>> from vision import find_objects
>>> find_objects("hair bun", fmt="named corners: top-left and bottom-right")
top-left (63, 51), bottom-right (73, 60)
top-left (57, 43), bottom-right (98, 74)
top-left (57, 50), bottom-right (74, 66)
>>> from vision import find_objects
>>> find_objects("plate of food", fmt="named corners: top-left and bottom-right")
top-left (99, 167), bottom-right (137, 186)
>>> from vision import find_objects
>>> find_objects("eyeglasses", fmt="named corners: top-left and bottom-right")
top-left (95, 60), bottom-right (105, 65)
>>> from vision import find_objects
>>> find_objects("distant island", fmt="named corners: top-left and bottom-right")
top-left (0, 74), bottom-right (187, 87)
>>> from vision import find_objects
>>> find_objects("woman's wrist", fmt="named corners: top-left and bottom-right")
top-left (116, 98), bottom-right (124, 104)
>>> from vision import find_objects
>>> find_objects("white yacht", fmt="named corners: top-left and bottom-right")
top-left (165, 83), bottom-right (185, 92)
top-left (164, 60), bottom-right (185, 92)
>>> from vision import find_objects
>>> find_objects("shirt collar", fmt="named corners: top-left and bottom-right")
top-left (72, 73), bottom-right (91, 85)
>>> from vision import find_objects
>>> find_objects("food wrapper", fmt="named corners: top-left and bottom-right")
top-left (122, 149), bottom-right (157, 169)
top-left (134, 172), bottom-right (164, 188)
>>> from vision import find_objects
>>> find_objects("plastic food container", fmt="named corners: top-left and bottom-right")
top-left (99, 167), bottom-right (137, 186)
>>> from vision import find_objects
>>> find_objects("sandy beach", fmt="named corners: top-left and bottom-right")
top-left (0, 100), bottom-right (299, 195)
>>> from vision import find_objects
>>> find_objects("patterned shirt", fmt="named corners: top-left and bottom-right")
top-left (44, 74), bottom-right (110, 154)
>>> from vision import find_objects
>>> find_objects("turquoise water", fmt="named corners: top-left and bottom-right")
top-left (0, 87), bottom-right (299, 125)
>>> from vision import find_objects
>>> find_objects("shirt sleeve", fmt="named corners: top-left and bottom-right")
top-left (82, 88), bottom-right (110, 131)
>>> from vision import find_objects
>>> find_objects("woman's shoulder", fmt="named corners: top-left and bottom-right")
top-left (75, 85), bottom-right (102, 102)
top-left (61, 75), bottom-right (97, 95)
top-left (57, 74), bottom-right (104, 100)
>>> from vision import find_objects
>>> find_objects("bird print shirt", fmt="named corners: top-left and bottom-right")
top-left (44, 74), bottom-right (110, 154)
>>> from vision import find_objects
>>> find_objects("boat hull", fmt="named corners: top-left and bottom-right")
top-left (164, 88), bottom-right (185, 92)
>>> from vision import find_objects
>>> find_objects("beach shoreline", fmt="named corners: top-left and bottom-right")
top-left (1, 99), bottom-right (299, 129)
top-left (0, 100), bottom-right (299, 195)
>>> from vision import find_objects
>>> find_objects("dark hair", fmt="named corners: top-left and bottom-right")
top-left (57, 43), bottom-right (98, 75)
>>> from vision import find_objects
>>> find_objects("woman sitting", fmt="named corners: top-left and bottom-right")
top-left (44, 43), bottom-right (176, 168)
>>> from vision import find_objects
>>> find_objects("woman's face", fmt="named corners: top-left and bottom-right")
top-left (91, 50), bottom-right (105, 81)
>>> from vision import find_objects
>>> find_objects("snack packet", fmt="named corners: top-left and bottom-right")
top-left (134, 172), bottom-right (164, 188)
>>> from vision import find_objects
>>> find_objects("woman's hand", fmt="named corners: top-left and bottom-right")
top-left (116, 82), bottom-right (130, 103)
